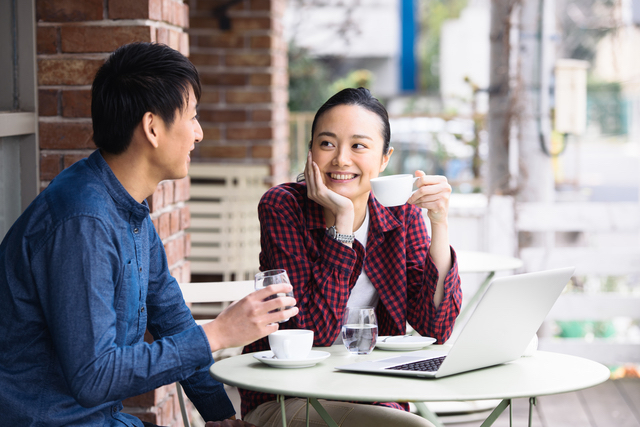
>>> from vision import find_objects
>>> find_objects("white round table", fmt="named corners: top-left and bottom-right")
top-left (210, 345), bottom-right (609, 427)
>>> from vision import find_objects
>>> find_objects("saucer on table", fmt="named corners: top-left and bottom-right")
top-left (253, 350), bottom-right (331, 368)
top-left (375, 336), bottom-right (436, 351)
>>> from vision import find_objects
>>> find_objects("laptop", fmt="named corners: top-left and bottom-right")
top-left (335, 267), bottom-right (575, 379)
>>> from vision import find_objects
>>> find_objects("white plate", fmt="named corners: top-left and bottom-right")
top-left (375, 336), bottom-right (436, 351)
top-left (253, 350), bottom-right (331, 369)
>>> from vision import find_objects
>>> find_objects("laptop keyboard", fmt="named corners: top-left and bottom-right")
top-left (385, 356), bottom-right (446, 372)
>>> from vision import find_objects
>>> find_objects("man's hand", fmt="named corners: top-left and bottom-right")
top-left (201, 283), bottom-right (298, 352)
top-left (205, 420), bottom-right (257, 427)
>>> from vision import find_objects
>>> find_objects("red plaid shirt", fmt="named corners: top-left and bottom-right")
top-left (240, 182), bottom-right (462, 416)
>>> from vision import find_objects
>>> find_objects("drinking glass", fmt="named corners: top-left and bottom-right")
top-left (254, 269), bottom-right (294, 323)
top-left (341, 306), bottom-right (378, 355)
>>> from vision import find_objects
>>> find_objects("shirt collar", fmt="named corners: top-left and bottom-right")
top-left (86, 149), bottom-right (150, 220)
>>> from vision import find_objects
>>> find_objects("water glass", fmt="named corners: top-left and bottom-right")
top-left (255, 269), bottom-right (294, 323)
top-left (341, 306), bottom-right (378, 355)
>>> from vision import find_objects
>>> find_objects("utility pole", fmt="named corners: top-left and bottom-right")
top-left (487, 0), bottom-right (518, 196)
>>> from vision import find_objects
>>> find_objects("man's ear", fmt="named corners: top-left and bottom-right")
top-left (141, 112), bottom-right (160, 149)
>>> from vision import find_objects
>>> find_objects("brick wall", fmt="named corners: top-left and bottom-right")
top-left (188, 0), bottom-right (290, 185)
top-left (36, 0), bottom-right (193, 425)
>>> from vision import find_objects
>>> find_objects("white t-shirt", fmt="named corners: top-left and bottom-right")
top-left (334, 209), bottom-right (379, 344)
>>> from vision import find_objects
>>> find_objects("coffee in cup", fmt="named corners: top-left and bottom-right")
top-left (268, 329), bottom-right (314, 360)
top-left (370, 174), bottom-right (418, 207)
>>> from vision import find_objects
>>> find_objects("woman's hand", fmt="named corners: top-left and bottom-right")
top-left (304, 152), bottom-right (354, 230)
top-left (407, 170), bottom-right (451, 225)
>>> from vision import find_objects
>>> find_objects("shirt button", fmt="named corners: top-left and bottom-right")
top-left (112, 406), bottom-right (117, 413)
top-left (133, 228), bottom-right (139, 234)
top-left (139, 267), bottom-right (142, 272)
top-left (141, 307), bottom-right (145, 313)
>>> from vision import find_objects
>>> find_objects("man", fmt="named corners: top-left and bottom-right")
top-left (0, 42), bottom-right (297, 426)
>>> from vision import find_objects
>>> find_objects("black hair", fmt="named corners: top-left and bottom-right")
top-left (91, 42), bottom-right (201, 155)
top-left (310, 87), bottom-right (391, 155)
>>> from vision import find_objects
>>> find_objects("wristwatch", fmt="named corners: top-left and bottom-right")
top-left (326, 225), bottom-right (355, 244)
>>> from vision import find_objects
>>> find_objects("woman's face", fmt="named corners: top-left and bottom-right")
top-left (310, 104), bottom-right (393, 204)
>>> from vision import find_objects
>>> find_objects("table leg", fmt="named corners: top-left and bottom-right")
top-left (413, 402), bottom-right (445, 427)
top-left (479, 399), bottom-right (510, 427)
top-left (308, 398), bottom-right (340, 427)
top-left (277, 395), bottom-right (287, 427)
top-left (306, 398), bottom-right (310, 427)
top-left (528, 397), bottom-right (537, 427)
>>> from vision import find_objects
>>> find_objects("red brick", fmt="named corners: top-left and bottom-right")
top-left (193, 0), bottom-right (244, 11)
top-left (189, 17), bottom-right (220, 29)
top-left (182, 259), bottom-right (191, 282)
top-left (37, 0), bottom-right (103, 22)
top-left (156, 27), bottom-right (170, 46)
top-left (173, 176), bottom-right (190, 202)
top-left (63, 153), bottom-right (88, 169)
top-left (61, 26), bottom-right (153, 53)
top-left (158, 212), bottom-right (171, 240)
top-left (226, 53), bottom-right (271, 67)
top-left (251, 109), bottom-right (272, 121)
top-left (168, 29), bottom-right (181, 50)
top-left (200, 72), bottom-right (248, 86)
top-left (169, 265), bottom-right (182, 282)
top-left (250, 0), bottom-right (272, 11)
top-left (61, 89), bottom-right (91, 118)
top-left (250, 35), bottom-right (271, 49)
top-left (226, 90), bottom-right (271, 104)
top-left (188, 53), bottom-right (221, 67)
top-left (200, 91), bottom-right (221, 104)
top-left (170, 210), bottom-right (180, 234)
top-left (108, 0), bottom-right (162, 20)
top-left (147, 186), bottom-right (164, 212)
top-left (40, 153), bottom-right (62, 181)
top-left (201, 125), bottom-right (221, 141)
top-left (249, 73), bottom-right (271, 86)
top-left (184, 233), bottom-right (191, 258)
top-left (39, 121), bottom-right (94, 149)
top-left (37, 26), bottom-right (58, 54)
top-left (164, 236), bottom-right (185, 266)
top-left (39, 89), bottom-right (59, 116)
top-left (38, 58), bottom-right (104, 85)
top-left (182, 3), bottom-right (190, 29)
top-left (198, 109), bottom-right (247, 123)
top-left (198, 145), bottom-right (247, 159)
top-left (179, 32), bottom-right (189, 57)
top-left (232, 17), bottom-right (271, 31)
top-left (163, 180), bottom-right (174, 205)
top-left (227, 126), bottom-right (272, 140)
top-left (180, 206), bottom-right (190, 230)
top-left (194, 34), bottom-right (244, 49)
top-left (251, 144), bottom-right (273, 159)
top-left (161, 0), bottom-right (172, 23)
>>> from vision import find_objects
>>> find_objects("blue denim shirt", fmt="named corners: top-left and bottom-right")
top-left (0, 150), bottom-right (234, 426)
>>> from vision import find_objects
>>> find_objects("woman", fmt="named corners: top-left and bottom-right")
top-left (241, 88), bottom-right (462, 427)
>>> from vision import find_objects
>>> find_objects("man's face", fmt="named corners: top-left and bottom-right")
top-left (154, 86), bottom-right (202, 180)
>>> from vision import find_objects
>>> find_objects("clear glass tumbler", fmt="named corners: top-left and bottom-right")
top-left (341, 306), bottom-right (378, 355)
top-left (254, 269), bottom-right (294, 323)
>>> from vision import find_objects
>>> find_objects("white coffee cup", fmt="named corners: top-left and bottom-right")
top-left (268, 329), bottom-right (314, 360)
top-left (370, 174), bottom-right (419, 207)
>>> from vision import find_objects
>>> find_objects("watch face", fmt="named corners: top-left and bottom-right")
top-left (328, 226), bottom-right (336, 238)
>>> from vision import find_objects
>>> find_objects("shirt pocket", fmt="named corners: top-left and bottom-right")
top-left (115, 259), bottom-right (143, 346)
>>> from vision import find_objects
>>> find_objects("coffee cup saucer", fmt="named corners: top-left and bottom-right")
top-left (375, 336), bottom-right (436, 351)
top-left (253, 350), bottom-right (331, 368)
